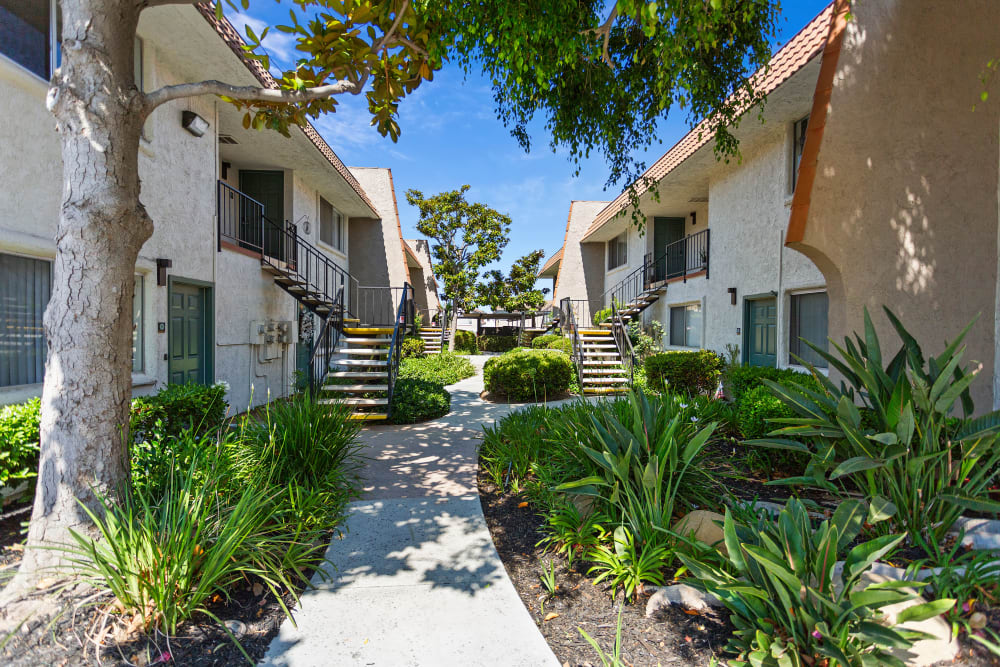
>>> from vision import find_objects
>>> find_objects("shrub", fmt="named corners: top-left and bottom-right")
top-left (452, 329), bottom-right (477, 354)
top-left (592, 306), bottom-right (611, 326)
top-left (644, 350), bottom-right (722, 395)
top-left (532, 333), bottom-right (561, 349)
top-left (130, 382), bottom-right (228, 440)
top-left (399, 352), bottom-right (475, 385)
top-left (680, 498), bottom-right (954, 666)
top-left (477, 334), bottom-right (518, 353)
top-left (545, 337), bottom-right (573, 355)
top-left (401, 336), bottom-right (425, 359)
top-left (725, 364), bottom-right (820, 403)
top-left (753, 307), bottom-right (1000, 548)
top-left (628, 321), bottom-right (664, 360)
top-left (737, 384), bottom-right (793, 440)
top-left (390, 378), bottom-right (450, 424)
top-left (0, 398), bottom-right (41, 492)
top-left (483, 349), bottom-right (573, 401)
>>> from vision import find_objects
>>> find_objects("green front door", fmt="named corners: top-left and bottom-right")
top-left (239, 170), bottom-right (284, 259)
top-left (654, 217), bottom-right (685, 280)
top-left (169, 282), bottom-right (211, 385)
top-left (746, 297), bottom-right (777, 367)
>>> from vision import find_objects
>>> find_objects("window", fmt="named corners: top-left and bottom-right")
top-left (607, 232), bottom-right (627, 270)
top-left (0, 253), bottom-right (52, 387)
top-left (791, 115), bottom-right (809, 192)
top-left (669, 303), bottom-right (702, 348)
top-left (134, 36), bottom-right (144, 91)
top-left (0, 0), bottom-right (59, 79)
top-left (789, 291), bottom-right (828, 368)
top-left (132, 274), bottom-right (144, 373)
top-left (319, 197), bottom-right (344, 251)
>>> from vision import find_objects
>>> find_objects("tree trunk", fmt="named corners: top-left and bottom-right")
top-left (448, 302), bottom-right (459, 352)
top-left (4, 0), bottom-right (152, 597)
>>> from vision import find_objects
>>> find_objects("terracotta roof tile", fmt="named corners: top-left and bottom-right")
top-left (196, 3), bottom-right (377, 216)
top-left (583, 3), bottom-right (834, 238)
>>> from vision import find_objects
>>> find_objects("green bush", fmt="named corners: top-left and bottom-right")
top-left (452, 329), bottom-right (477, 354)
top-left (0, 398), bottom-right (41, 492)
top-left (401, 336), bottom-right (425, 359)
top-left (545, 337), bottom-right (573, 355)
top-left (737, 384), bottom-right (793, 440)
top-left (477, 334), bottom-right (518, 353)
top-left (644, 350), bottom-right (722, 395)
top-left (399, 352), bottom-right (476, 385)
top-left (725, 364), bottom-right (821, 403)
top-left (130, 382), bottom-right (228, 440)
top-left (592, 306), bottom-right (611, 327)
top-left (532, 333), bottom-right (561, 349)
top-left (390, 378), bottom-right (450, 424)
top-left (483, 349), bottom-right (574, 401)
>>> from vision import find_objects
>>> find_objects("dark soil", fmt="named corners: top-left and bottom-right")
top-left (479, 472), bottom-right (732, 666)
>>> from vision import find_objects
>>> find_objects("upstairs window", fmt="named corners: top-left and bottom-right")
top-left (319, 197), bottom-right (344, 252)
top-left (791, 115), bottom-right (809, 192)
top-left (607, 232), bottom-right (627, 271)
top-left (0, 0), bottom-right (59, 80)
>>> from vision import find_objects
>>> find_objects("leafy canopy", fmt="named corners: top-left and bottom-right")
top-left (405, 185), bottom-right (510, 313)
top-left (224, 0), bottom-right (780, 195)
top-left (479, 250), bottom-right (547, 313)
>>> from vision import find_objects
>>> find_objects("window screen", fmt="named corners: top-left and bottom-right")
top-left (0, 253), bottom-right (52, 386)
top-left (607, 232), bottom-right (627, 270)
top-left (669, 304), bottom-right (702, 348)
top-left (319, 197), bottom-right (343, 251)
top-left (789, 291), bottom-right (828, 368)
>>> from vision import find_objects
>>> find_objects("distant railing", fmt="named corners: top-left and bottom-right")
top-left (386, 283), bottom-right (415, 418)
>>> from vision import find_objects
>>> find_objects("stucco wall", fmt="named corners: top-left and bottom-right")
top-left (552, 201), bottom-right (610, 317)
top-left (792, 0), bottom-right (1000, 409)
top-left (348, 168), bottom-right (408, 290)
top-left (406, 238), bottom-right (441, 320)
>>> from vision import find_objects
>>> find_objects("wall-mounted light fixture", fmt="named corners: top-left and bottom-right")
top-left (156, 258), bottom-right (172, 286)
top-left (727, 287), bottom-right (737, 305)
top-left (182, 110), bottom-right (209, 137)
top-left (691, 211), bottom-right (697, 227)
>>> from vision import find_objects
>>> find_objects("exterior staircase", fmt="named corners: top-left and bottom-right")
top-left (578, 329), bottom-right (629, 395)
top-left (599, 284), bottom-right (666, 329)
top-left (418, 326), bottom-right (445, 355)
top-left (319, 327), bottom-right (395, 420)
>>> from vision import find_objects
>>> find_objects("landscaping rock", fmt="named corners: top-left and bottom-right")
top-left (672, 510), bottom-right (726, 554)
top-left (951, 517), bottom-right (1000, 551)
top-left (645, 584), bottom-right (723, 617)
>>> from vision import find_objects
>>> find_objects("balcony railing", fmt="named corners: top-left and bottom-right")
top-left (650, 228), bottom-right (710, 284)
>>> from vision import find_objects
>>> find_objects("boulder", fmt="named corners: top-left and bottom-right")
top-left (951, 517), bottom-right (1000, 551)
top-left (645, 584), bottom-right (723, 617)
top-left (672, 510), bottom-right (727, 554)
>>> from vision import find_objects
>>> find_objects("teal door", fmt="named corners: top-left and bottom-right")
top-left (239, 170), bottom-right (284, 259)
top-left (746, 297), bottom-right (777, 367)
top-left (654, 217), bottom-right (685, 280)
top-left (169, 282), bottom-right (210, 384)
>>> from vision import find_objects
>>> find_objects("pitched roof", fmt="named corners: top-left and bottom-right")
top-left (196, 4), bottom-right (377, 216)
top-left (538, 247), bottom-right (563, 276)
top-left (583, 3), bottom-right (834, 238)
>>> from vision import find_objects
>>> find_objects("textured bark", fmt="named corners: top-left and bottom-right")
top-left (4, 0), bottom-right (152, 595)
top-left (448, 306), bottom-right (459, 352)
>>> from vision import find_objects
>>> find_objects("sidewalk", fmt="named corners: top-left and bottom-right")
top-left (261, 356), bottom-right (561, 666)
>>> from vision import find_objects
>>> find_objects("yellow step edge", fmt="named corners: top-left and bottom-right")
top-left (344, 327), bottom-right (395, 334)
top-left (347, 413), bottom-right (389, 421)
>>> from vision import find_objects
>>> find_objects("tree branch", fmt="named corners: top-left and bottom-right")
top-left (581, 5), bottom-right (618, 69)
top-left (135, 0), bottom-right (200, 9)
top-left (376, 0), bottom-right (410, 52)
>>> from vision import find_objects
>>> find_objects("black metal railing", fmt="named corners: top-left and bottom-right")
top-left (352, 285), bottom-right (413, 328)
top-left (308, 287), bottom-right (345, 394)
top-left (386, 283), bottom-right (415, 418)
top-left (663, 228), bottom-right (710, 282)
top-left (560, 297), bottom-right (584, 385)
top-left (610, 300), bottom-right (636, 386)
top-left (562, 298), bottom-right (606, 329)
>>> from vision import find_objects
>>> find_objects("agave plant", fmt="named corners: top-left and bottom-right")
top-left (678, 498), bottom-right (955, 666)
top-left (750, 307), bottom-right (1000, 547)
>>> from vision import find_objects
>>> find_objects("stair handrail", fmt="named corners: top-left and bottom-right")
top-left (385, 282), bottom-right (413, 419)
top-left (308, 286), bottom-right (345, 395)
top-left (560, 297), bottom-right (584, 387)
top-left (610, 299), bottom-right (636, 388)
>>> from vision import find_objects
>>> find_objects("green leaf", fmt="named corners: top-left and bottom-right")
top-left (831, 456), bottom-right (884, 479)
top-left (939, 493), bottom-right (1000, 514)
top-left (845, 533), bottom-right (906, 581)
top-left (868, 496), bottom-right (897, 524)
top-left (830, 499), bottom-right (865, 549)
top-left (895, 598), bottom-right (955, 623)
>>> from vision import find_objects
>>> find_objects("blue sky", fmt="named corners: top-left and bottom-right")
top-left (235, 2), bottom-right (831, 287)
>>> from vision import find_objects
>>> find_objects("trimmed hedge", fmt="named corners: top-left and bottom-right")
top-left (478, 334), bottom-right (519, 353)
top-left (452, 329), bottom-right (477, 354)
top-left (483, 349), bottom-right (574, 401)
top-left (390, 378), bottom-right (451, 424)
top-left (401, 336), bottom-right (425, 359)
top-left (644, 350), bottom-right (723, 395)
top-left (737, 384), bottom-right (794, 440)
top-left (546, 338), bottom-right (573, 355)
top-left (399, 352), bottom-right (476, 386)
top-left (0, 398), bottom-right (41, 491)
top-left (725, 364), bottom-right (821, 403)
top-left (130, 382), bottom-right (229, 440)
top-left (532, 333), bottom-right (561, 349)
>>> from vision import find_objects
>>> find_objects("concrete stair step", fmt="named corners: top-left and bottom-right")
top-left (326, 371), bottom-right (388, 379)
top-left (322, 384), bottom-right (389, 392)
top-left (326, 397), bottom-right (389, 406)
top-left (337, 348), bottom-right (390, 355)
top-left (344, 327), bottom-right (394, 335)
top-left (334, 359), bottom-right (389, 367)
top-left (582, 360), bottom-right (621, 366)
top-left (347, 412), bottom-right (388, 421)
top-left (584, 378), bottom-right (629, 385)
top-left (343, 337), bottom-right (391, 345)
top-left (582, 369), bottom-right (627, 375)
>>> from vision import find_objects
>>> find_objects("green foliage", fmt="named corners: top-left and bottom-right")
top-left (644, 350), bottom-right (723, 395)
top-left (536, 500), bottom-right (605, 569)
top-left (401, 336), bottom-right (426, 359)
top-left (532, 333), bottom-right (561, 349)
top-left (406, 185), bottom-right (509, 315)
top-left (477, 334), bottom-right (519, 353)
top-left (679, 498), bottom-right (954, 666)
top-left (480, 404), bottom-right (558, 488)
top-left (0, 398), bottom-right (40, 490)
top-left (389, 378), bottom-right (451, 424)
top-left (130, 382), bottom-right (228, 440)
top-left (452, 329), bottom-right (478, 354)
top-left (725, 364), bottom-right (820, 403)
top-left (738, 384), bottom-right (793, 440)
top-left (588, 525), bottom-right (668, 600)
top-left (578, 606), bottom-right (626, 667)
top-left (751, 308), bottom-right (1000, 546)
top-left (479, 250), bottom-right (547, 313)
top-left (628, 320), bottom-right (664, 360)
top-left (399, 352), bottom-right (475, 385)
top-left (592, 306), bottom-right (612, 327)
top-left (545, 337), bottom-right (573, 356)
top-left (483, 348), bottom-right (574, 401)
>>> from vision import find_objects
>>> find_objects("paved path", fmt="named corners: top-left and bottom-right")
top-left (262, 356), bottom-right (562, 667)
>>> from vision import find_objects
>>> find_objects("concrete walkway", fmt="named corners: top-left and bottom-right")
top-left (262, 356), bottom-right (562, 667)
